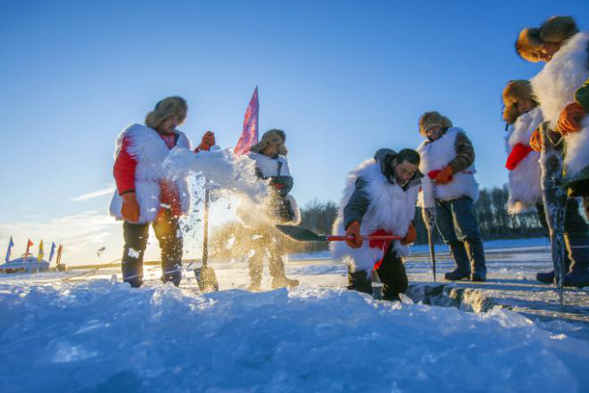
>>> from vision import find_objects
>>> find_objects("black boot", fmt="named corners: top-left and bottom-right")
top-left (563, 235), bottom-right (589, 287)
top-left (444, 242), bottom-right (471, 281)
top-left (347, 266), bottom-right (372, 294)
top-left (465, 238), bottom-right (487, 282)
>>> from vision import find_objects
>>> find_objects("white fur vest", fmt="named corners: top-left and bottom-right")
top-left (417, 128), bottom-right (479, 202)
top-left (331, 159), bottom-right (420, 273)
top-left (505, 108), bottom-right (543, 214)
top-left (531, 31), bottom-right (589, 180)
top-left (109, 124), bottom-right (192, 224)
top-left (249, 153), bottom-right (300, 224)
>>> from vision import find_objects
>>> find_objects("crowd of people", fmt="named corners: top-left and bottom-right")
top-left (108, 15), bottom-right (589, 298)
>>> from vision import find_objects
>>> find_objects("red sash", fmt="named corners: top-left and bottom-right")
top-left (369, 229), bottom-right (394, 270)
top-left (505, 143), bottom-right (533, 171)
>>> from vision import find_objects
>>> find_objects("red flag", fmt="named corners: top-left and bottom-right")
top-left (26, 238), bottom-right (34, 256)
top-left (234, 87), bottom-right (259, 156)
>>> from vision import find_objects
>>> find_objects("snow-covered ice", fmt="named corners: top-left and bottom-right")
top-left (1, 239), bottom-right (589, 392)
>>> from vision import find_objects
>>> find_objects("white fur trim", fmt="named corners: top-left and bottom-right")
top-left (109, 124), bottom-right (192, 223)
top-left (330, 159), bottom-right (420, 274)
top-left (531, 32), bottom-right (589, 178)
top-left (417, 128), bottom-right (479, 202)
top-left (249, 153), bottom-right (291, 177)
top-left (505, 108), bottom-right (543, 214)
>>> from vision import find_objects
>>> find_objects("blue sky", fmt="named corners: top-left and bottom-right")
top-left (1, 0), bottom-right (588, 264)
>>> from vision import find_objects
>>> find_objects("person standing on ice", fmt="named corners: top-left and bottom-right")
top-left (516, 16), bottom-right (589, 287)
top-left (502, 80), bottom-right (544, 215)
top-left (502, 80), bottom-right (589, 286)
top-left (332, 149), bottom-right (421, 301)
top-left (109, 96), bottom-right (215, 288)
top-left (246, 129), bottom-right (300, 291)
top-left (417, 111), bottom-right (487, 282)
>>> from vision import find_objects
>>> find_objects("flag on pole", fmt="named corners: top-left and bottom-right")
top-left (234, 86), bottom-right (259, 156)
top-left (56, 244), bottom-right (63, 266)
top-left (5, 237), bottom-right (14, 263)
top-left (26, 238), bottom-right (33, 257)
top-left (37, 240), bottom-right (44, 262)
top-left (49, 242), bottom-right (56, 262)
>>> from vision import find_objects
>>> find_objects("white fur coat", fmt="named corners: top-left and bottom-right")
top-left (417, 127), bottom-right (479, 203)
top-left (331, 159), bottom-right (420, 274)
top-left (505, 108), bottom-right (544, 214)
top-left (109, 124), bottom-right (191, 223)
top-left (531, 31), bottom-right (589, 180)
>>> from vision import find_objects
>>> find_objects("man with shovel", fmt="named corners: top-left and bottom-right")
top-left (109, 96), bottom-right (215, 288)
top-left (331, 149), bottom-right (422, 301)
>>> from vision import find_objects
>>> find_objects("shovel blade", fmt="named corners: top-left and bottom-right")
top-left (194, 266), bottom-right (219, 293)
top-left (275, 225), bottom-right (327, 242)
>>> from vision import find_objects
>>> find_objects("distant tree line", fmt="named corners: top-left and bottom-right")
top-left (209, 186), bottom-right (548, 258)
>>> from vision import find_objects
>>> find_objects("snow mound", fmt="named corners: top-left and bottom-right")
top-left (1, 281), bottom-right (588, 392)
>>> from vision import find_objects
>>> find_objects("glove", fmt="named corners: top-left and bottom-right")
top-left (121, 192), bottom-right (140, 223)
top-left (196, 131), bottom-right (216, 152)
top-left (557, 102), bottom-right (585, 135)
top-left (529, 128), bottom-right (542, 152)
top-left (401, 223), bottom-right (416, 245)
top-left (434, 165), bottom-right (454, 185)
top-left (345, 221), bottom-right (363, 249)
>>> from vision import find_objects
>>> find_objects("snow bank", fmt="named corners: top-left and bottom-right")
top-left (1, 280), bottom-right (588, 393)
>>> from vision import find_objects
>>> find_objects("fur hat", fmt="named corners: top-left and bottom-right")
top-left (502, 80), bottom-right (538, 124)
top-left (516, 16), bottom-right (578, 62)
top-left (250, 129), bottom-right (288, 156)
top-left (145, 96), bottom-right (188, 130)
top-left (418, 111), bottom-right (453, 137)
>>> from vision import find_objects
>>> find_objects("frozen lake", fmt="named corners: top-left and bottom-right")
top-left (1, 238), bottom-right (588, 393)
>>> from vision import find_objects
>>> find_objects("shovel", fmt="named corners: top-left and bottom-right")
top-left (194, 186), bottom-right (219, 292)
top-left (275, 225), bottom-right (401, 243)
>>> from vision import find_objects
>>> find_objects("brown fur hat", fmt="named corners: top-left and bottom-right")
top-left (145, 96), bottom-right (188, 130)
top-left (502, 80), bottom-right (538, 124)
top-left (516, 16), bottom-right (579, 62)
top-left (418, 111), bottom-right (453, 137)
top-left (250, 129), bottom-right (288, 156)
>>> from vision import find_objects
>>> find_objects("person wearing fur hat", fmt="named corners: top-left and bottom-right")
top-left (245, 129), bottom-right (300, 291)
top-left (502, 80), bottom-right (589, 285)
top-left (417, 111), bottom-right (487, 282)
top-left (502, 80), bottom-right (544, 214)
top-left (517, 16), bottom-right (589, 287)
top-left (109, 96), bottom-right (215, 288)
top-left (331, 148), bottom-right (421, 301)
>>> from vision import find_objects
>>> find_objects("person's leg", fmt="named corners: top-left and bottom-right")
top-left (563, 198), bottom-right (589, 287)
top-left (378, 247), bottom-right (409, 301)
top-left (153, 212), bottom-right (183, 286)
top-left (451, 197), bottom-right (487, 281)
top-left (347, 266), bottom-right (372, 294)
top-left (122, 221), bottom-right (150, 287)
top-left (269, 237), bottom-right (299, 289)
top-left (436, 200), bottom-right (470, 280)
top-left (247, 251), bottom-right (264, 291)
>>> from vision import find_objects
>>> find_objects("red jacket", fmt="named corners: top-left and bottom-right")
top-left (113, 132), bottom-right (182, 217)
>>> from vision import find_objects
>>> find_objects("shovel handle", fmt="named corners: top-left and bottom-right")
top-left (327, 235), bottom-right (401, 242)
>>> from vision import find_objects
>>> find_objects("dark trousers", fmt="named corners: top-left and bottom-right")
top-left (348, 247), bottom-right (408, 301)
top-left (121, 211), bottom-right (183, 288)
top-left (435, 197), bottom-right (481, 243)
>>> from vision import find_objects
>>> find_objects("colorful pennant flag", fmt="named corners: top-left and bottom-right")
top-left (5, 237), bottom-right (14, 263)
top-left (26, 238), bottom-right (33, 257)
top-left (56, 244), bottom-right (63, 266)
top-left (234, 86), bottom-right (259, 156)
top-left (49, 242), bottom-right (56, 262)
top-left (37, 240), bottom-right (44, 262)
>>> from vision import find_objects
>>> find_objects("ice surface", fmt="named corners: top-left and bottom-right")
top-left (1, 279), bottom-right (588, 393)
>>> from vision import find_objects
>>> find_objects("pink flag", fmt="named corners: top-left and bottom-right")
top-left (234, 87), bottom-right (259, 156)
